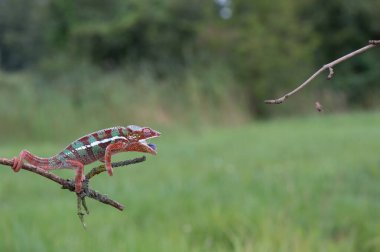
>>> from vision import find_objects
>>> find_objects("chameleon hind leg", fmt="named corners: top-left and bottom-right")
top-left (66, 160), bottom-right (85, 193)
top-left (12, 151), bottom-right (84, 193)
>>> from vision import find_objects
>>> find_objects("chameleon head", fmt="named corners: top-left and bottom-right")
top-left (125, 141), bottom-right (157, 155)
top-left (126, 125), bottom-right (161, 142)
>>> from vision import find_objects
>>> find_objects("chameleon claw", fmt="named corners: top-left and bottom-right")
top-left (106, 165), bottom-right (113, 176)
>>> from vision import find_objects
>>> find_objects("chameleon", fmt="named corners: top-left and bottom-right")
top-left (11, 125), bottom-right (160, 193)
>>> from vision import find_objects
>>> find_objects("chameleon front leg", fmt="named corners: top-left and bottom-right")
top-left (104, 141), bottom-right (129, 176)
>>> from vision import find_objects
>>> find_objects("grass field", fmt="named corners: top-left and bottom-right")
top-left (1, 112), bottom-right (380, 252)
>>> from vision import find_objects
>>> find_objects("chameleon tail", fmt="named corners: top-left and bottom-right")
top-left (12, 150), bottom-right (63, 172)
top-left (21, 150), bottom-right (51, 166)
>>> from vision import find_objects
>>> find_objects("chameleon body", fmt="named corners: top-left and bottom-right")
top-left (12, 126), bottom-right (160, 192)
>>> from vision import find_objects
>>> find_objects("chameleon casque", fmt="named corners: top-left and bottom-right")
top-left (12, 125), bottom-right (160, 193)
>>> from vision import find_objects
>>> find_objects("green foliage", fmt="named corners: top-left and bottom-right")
top-left (1, 112), bottom-right (380, 251)
top-left (0, 0), bottom-right (50, 70)
top-left (47, 0), bottom-right (210, 69)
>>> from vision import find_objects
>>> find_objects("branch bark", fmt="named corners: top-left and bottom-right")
top-left (265, 40), bottom-right (380, 105)
top-left (0, 156), bottom-right (146, 211)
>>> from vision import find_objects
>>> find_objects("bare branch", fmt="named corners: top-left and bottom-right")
top-left (0, 156), bottom-right (146, 211)
top-left (265, 40), bottom-right (380, 105)
top-left (85, 156), bottom-right (146, 180)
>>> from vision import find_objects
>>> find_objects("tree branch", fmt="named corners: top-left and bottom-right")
top-left (85, 157), bottom-right (146, 180)
top-left (265, 40), bottom-right (380, 105)
top-left (0, 156), bottom-right (146, 212)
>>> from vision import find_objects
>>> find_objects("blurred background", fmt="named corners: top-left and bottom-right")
top-left (0, 0), bottom-right (380, 251)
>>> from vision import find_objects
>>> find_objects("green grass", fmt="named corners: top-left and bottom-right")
top-left (1, 112), bottom-right (380, 252)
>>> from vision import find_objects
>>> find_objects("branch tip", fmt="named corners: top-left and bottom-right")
top-left (264, 99), bottom-right (283, 104)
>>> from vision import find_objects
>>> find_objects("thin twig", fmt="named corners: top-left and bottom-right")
top-left (265, 40), bottom-right (380, 104)
top-left (86, 156), bottom-right (146, 180)
top-left (0, 156), bottom-right (146, 211)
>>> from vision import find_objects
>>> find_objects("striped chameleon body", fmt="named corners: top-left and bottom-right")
top-left (12, 126), bottom-right (160, 192)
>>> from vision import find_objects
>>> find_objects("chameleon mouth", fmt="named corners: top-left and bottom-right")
top-left (138, 130), bottom-right (160, 154)
top-left (139, 139), bottom-right (157, 154)
top-left (147, 143), bottom-right (157, 150)
top-left (145, 130), bottom-right (161, 140)
top-left (142, 130), bottom-right (160, 150)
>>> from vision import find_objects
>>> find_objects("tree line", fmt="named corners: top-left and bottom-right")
top-left (0, 0), bottom-right (379, 115)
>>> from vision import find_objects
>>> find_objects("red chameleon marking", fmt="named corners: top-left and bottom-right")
top-left (12, 126), bottom-right (160, 193)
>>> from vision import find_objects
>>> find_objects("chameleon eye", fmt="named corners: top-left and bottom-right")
top-left (143, 128), bottom-right (151, 136)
